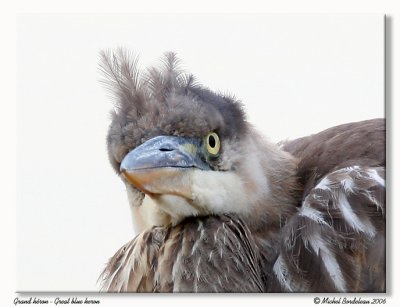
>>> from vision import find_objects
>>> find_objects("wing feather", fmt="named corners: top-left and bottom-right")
top-left (269, 166), bottom-right (385, 292)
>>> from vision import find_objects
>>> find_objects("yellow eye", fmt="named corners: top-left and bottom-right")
top-left (205, 132), bottom-right (221, 156)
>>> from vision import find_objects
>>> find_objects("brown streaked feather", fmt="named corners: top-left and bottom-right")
top-left (267, 165), bottom-right (385, 292)
top-left (101, 227), bottom-right (173, 292)
top-left (99, 215), bottom-right (265, 292)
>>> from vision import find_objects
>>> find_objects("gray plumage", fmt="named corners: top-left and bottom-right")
top-left (100, 50), bottom-right (247, 173)
top-left (98, 50), bottom-right (385, 293)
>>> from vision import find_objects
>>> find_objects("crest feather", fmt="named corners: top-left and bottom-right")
top-left (99, 49), bottom-right (144, 110)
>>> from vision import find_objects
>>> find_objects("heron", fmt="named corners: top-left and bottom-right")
top-left (98, 50), bottom-right (385, 293)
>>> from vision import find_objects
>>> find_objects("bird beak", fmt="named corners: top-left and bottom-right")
top-left (120, 136), bottom-right (209, 198)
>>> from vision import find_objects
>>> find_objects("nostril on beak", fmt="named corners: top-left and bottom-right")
top-left (159, 147), bottom-right (174, 152)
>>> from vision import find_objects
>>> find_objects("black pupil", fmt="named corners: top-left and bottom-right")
top-left (208, 135), bottom-right (216, 148)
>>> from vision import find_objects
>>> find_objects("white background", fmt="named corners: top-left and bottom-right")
top-left (1, 0), bottom-right (399, 306)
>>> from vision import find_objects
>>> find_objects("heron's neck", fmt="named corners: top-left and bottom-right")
top-left (238, 133), bottom-right (301, 233)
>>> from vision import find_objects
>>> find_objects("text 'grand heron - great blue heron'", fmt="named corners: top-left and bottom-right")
top-left (97, 50), bottom-right (385, 293)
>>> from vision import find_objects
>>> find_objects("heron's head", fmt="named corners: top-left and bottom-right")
top-left (101, 50), bottom-right (298, 232)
